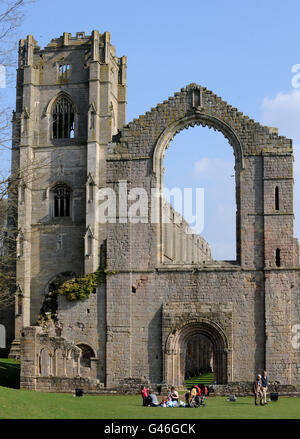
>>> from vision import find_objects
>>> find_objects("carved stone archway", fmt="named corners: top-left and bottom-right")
top-left (164, 319), bottom-right (229, 386)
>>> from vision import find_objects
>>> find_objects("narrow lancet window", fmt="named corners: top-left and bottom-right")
top-left (275, 186), bottom-right (279, 211)
top-left (276, 248), bottom-right (281, 267)
top-left (89, 182), bottom-right (94, 202)
top-left (87, 235), bottom-right (93, 256)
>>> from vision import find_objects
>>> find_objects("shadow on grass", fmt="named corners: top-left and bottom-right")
top-left (0, 359), bottom-right (20, 389)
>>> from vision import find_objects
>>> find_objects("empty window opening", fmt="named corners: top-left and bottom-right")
top-left (276, 248), bottom-right (281, 267)
top-left (52, 95), bottom-right (75, 139)
top-left (58, 64), bottom-right (70, 81)
top-left (164, 125), bottom-right (236, 261)
top-left (275, 186), bottom-right (279, 211)
top-left (77, 344), bottom-right (95, 368)
top-left (53, 185), bottom-right (71, 217)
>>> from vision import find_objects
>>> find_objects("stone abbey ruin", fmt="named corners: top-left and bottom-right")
top-left (1, 30), bottom-right (300, 393)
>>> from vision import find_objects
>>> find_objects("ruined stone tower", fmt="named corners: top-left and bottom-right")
top-left (10, 31), bottom-right (126, 356)
top-left (3, 30), bottom-right (300, 393)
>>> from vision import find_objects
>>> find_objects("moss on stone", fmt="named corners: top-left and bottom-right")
top-left (58, 269), bottom-right (106, 301)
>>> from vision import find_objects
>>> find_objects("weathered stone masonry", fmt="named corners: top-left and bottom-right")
top-left (3, 30), bottom-right (300, 392)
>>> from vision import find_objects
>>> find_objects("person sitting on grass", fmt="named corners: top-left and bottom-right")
top-left (169, 386), bottom-right (179, 407)
top-left (185, 386), bottom-right (198, 406)
top-left (148, 390), bottom-right (159, 407)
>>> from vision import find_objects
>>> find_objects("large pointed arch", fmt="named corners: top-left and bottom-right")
top-left (152, 112), bottom-right (243, 265)
top-left (153, 112), bottom-right (244, 176)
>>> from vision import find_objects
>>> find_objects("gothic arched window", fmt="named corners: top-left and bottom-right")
top-left (52, 95), bottom-right (75, 139)
top-left (52, 184), bottom-right (71, 217)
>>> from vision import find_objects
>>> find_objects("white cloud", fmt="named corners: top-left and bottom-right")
top-left (193, 157), bottom-right (234, 179)
top-left (193, 157), bottom-right (209, 175)
top-left (261, 90), bottom-right (300, 143)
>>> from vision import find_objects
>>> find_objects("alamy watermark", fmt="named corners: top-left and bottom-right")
top-left (291, 64), bottom-right (300, 88)
top-left (292, 324), bottom-right (300, 349)
top-left (0, 64), bottom-right (6, 88)
top-left (96, 181), bottom-right (205, 233)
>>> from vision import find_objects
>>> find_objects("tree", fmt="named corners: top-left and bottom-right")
top-left (0, 0), bottom-right (29, 152)
top-left (0, 0), bottom-right (35, 307)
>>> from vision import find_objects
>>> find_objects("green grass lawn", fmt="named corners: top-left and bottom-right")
top-left (0, 385), bottom-right (300, 419)
top-left (0, 359), bottom-right (299, 419)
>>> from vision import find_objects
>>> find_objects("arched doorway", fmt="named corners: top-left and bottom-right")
top-left (164, 320), bottom-right (229, 386)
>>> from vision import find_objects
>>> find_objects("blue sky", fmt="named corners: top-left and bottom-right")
top-left (2, 0), bottom-right (300, 259)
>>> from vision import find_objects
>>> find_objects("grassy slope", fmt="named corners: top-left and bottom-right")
top-left (0, 386), bottom-right (300, 419)
top-left (185, 373), bottom-right (214, 385)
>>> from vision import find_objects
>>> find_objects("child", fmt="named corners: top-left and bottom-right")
top-left (160, 396), bottom-right (168, 407)
top-left (141, 385), bottom-right (149, 406)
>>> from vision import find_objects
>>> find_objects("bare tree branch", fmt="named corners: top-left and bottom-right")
top-left (0, 0), bottom-right (36, 306)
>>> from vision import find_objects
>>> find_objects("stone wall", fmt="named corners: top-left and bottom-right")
top-left (20, 325), bottom-right (103, 390)
top-left (162, 201), bottom-right (211, 264)
top-left (104, 83), bottom-right (300, 388)
top-left (14, 33), bottom-right (300, 392)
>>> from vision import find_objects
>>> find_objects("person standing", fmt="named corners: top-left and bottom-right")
top-left (253, 374), bottom-right (264, 406)
top-left (261, 371), bottom-right (268, 405)
top-left (141, 385), bottom-right (149, 406)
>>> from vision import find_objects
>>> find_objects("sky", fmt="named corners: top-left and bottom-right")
top-left (2, 0), bottom-right (300, 259)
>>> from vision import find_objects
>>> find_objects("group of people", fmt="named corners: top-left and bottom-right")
top-left (141, 385), bottom-right (181, 407)
top-left (253, 370), bottom-right (268, 406)
top-left (141, 372), bottom-right (269, 408)
top-left (141, 384), bottom-right (208, 408)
